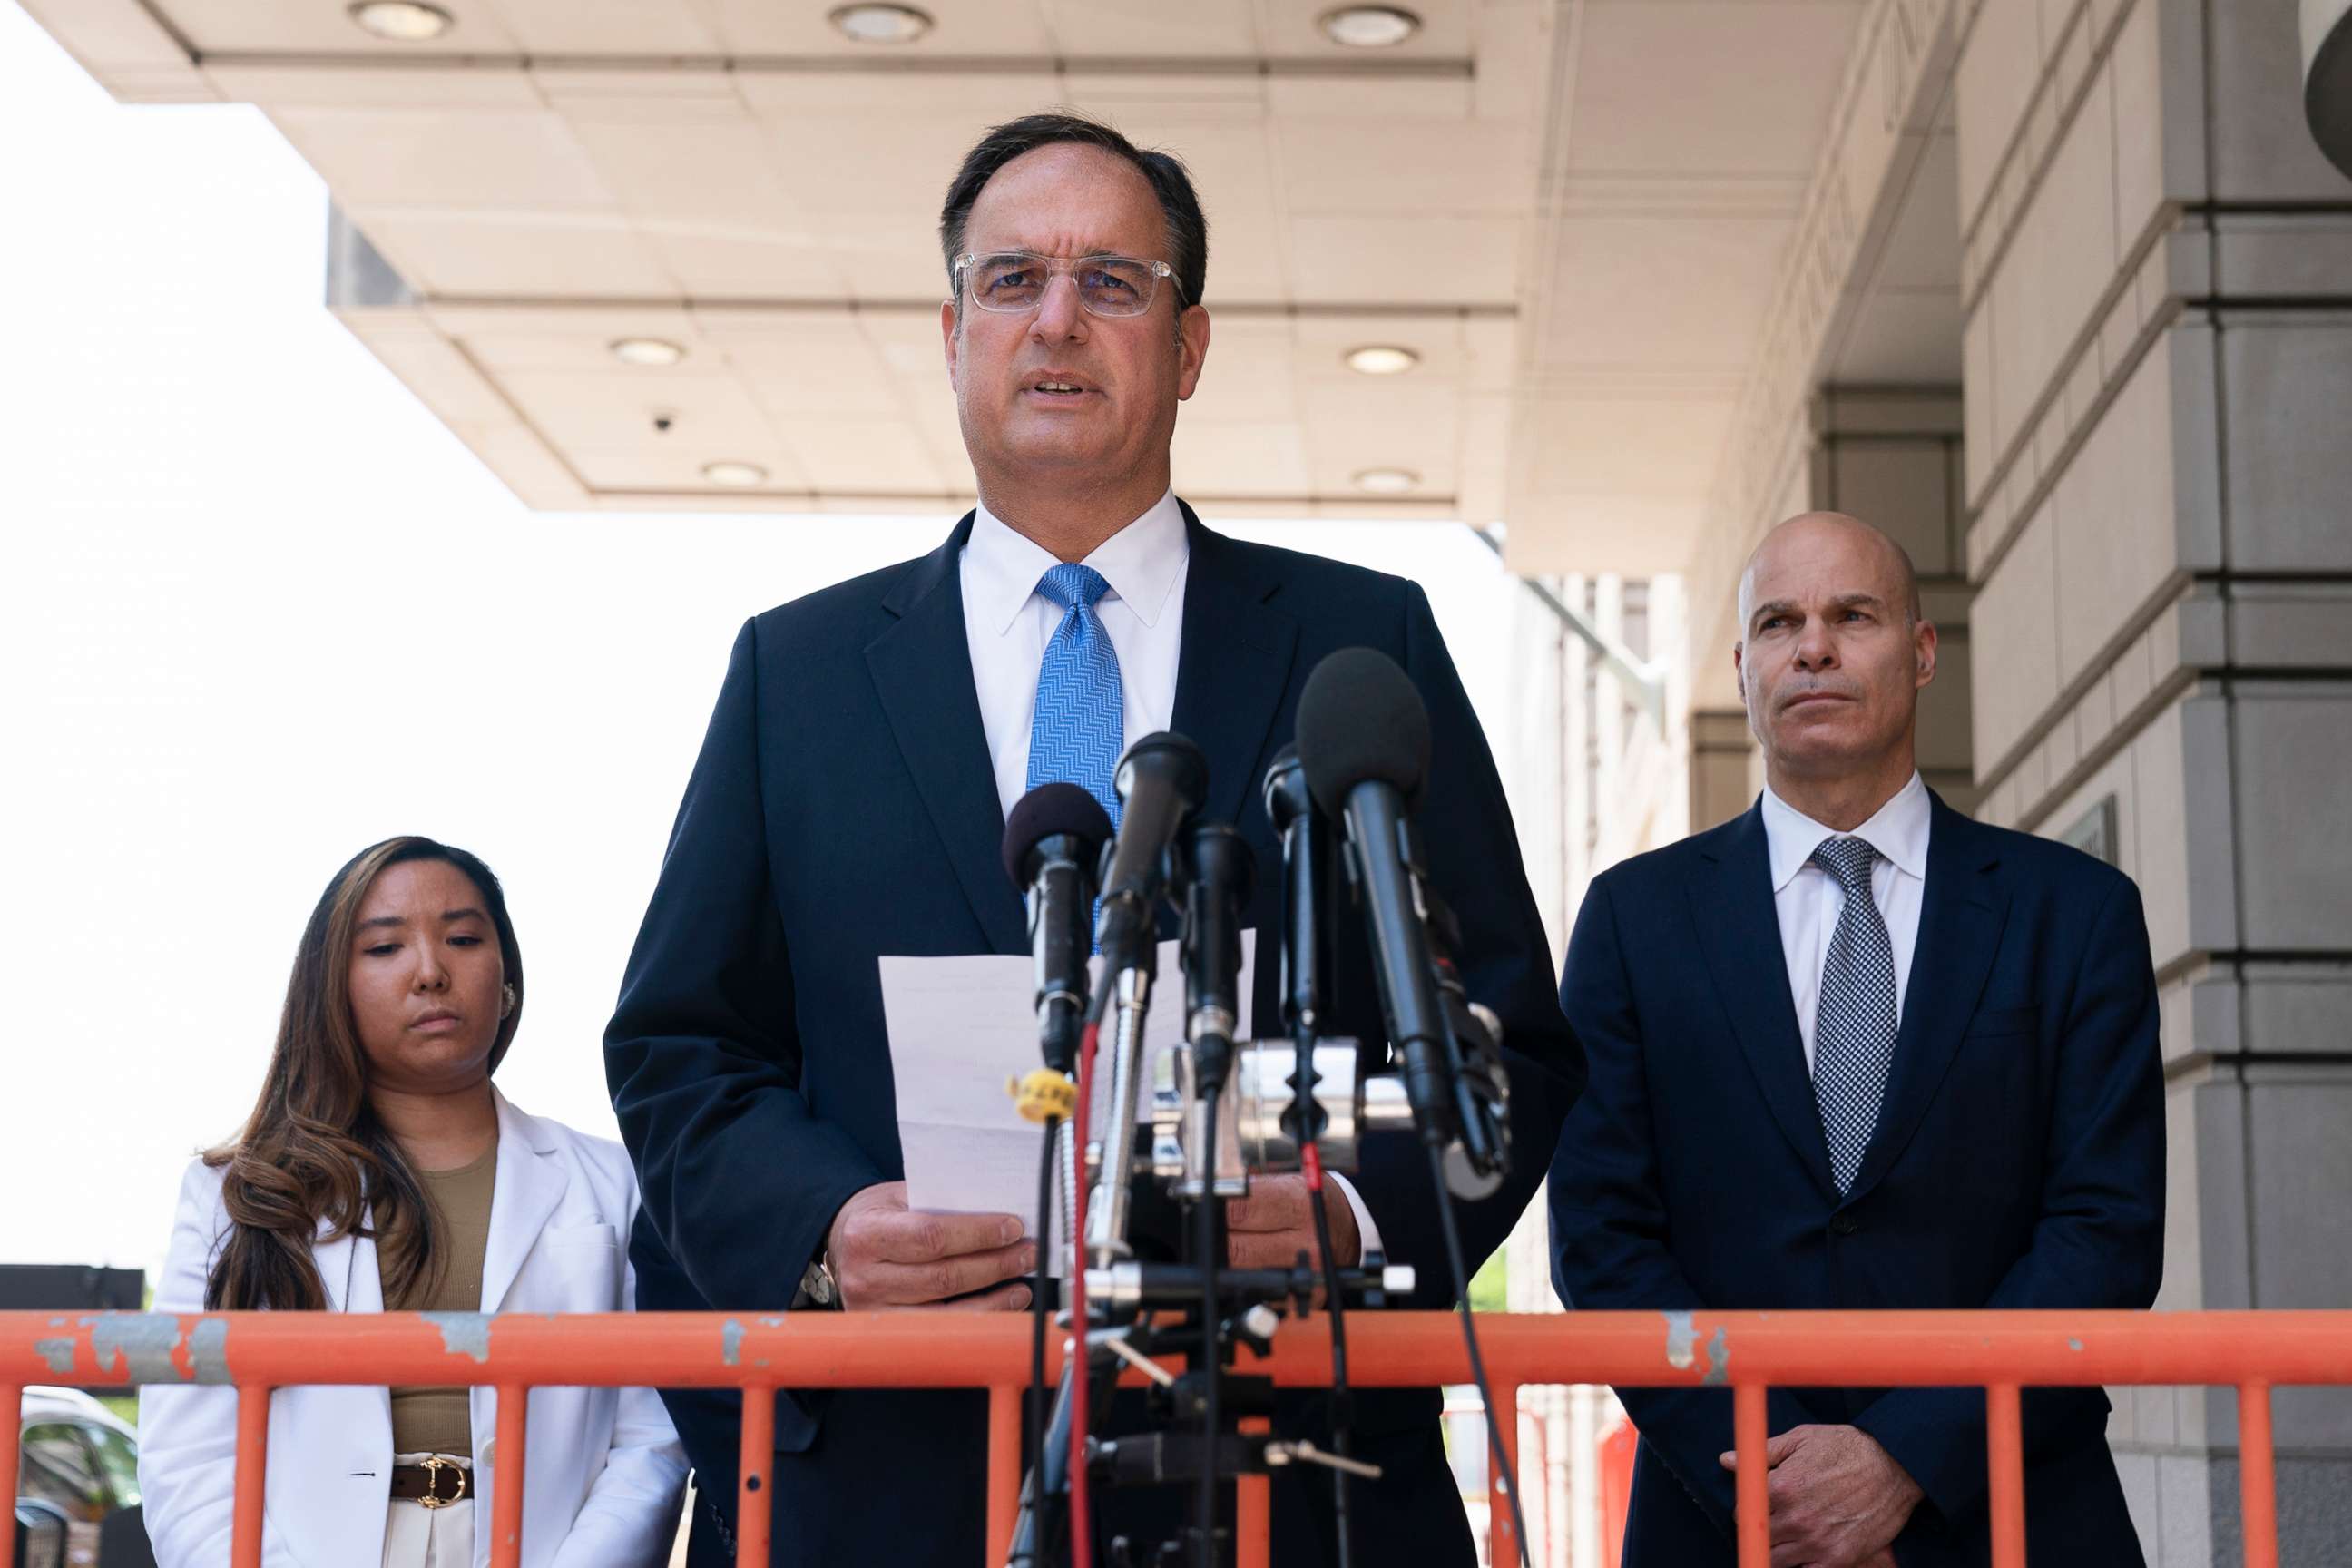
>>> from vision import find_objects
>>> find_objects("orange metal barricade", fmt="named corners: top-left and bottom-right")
top-left (9, 1308), bottom-right (2352, 1568)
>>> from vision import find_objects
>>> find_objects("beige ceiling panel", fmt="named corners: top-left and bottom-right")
top-left (534, 66), bottom-right (742, 113)
top-left (1304, 376), bottom-right (1461, 436)
top-left (339, 311), bottom-right (518, 426)
top-left (1456, 390), bottom-right (1512, 521)
top-left (1173, 422), bottom-right (1314, 494)
top-left (753, 115), bottom-right (1012, 218)
top-left (1184, 319), bottom-right (1300, 423)
top-left (779, 417), bottom-right (955, 492)
top-left (154, 0), bottom-right (521, 55)
top-left (566, 116), bottom-right (794, 220)
top-left (1502, 495), bottom-right (1710, 576)
top-left (856, 309), bottom-right (956, 383)
top-left (698, 0), bottom-right (1054, 56)
top-left (733, 69), bottom-right (1050, 119)
top-left (1277, 119), bottom-right (1530, 216)
top-left (1263, 76), bottom-right (1474, 121)
top-left (1567, 1), bottom-right (1862, 177)
top-left (353, 211), bottom-right (674, 296)
top-left (428, 303), bottom-right (701, 370)
top-left (270, 105), bottom-right (616, 211)
top-left (18, 0), bottom-right (195, 72)
top-left (1471, 2), bottom-right (1548, 124)
top-left (1197, 210), bottom-right (1289, 300)
top-left (715, 318), bottom-right (906, 418)
top-left (1040, 0), bottom-right (1257, 55)
top-left (654, 232), bottom-right (848, 297)
top-left (1288, 311), bottom-right (1492, 383)
top-left (453, 422), bottom-right (593, 507)
top-left (1520, 397), bottom-right (1737, 495)
top-left (499, 367), bottom-right (804, 491)
top-left (487, 0), bottom-right (721, 54)
top-left (1541, 215), bottom-right (1791, 368)
top-left (1251, 0), bottom-right (1473, 60)
top-left (1058, 74), bottom-right (1267, 121)
top-left (1289, 214), bottom-right (1519, 305)
top-left (204, 64), bottom-right (542, 110)
top-left (830, 214), bottom-right (959, 302)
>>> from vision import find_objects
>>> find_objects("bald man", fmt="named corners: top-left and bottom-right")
top-left (1548, 513), bottom-right (2164, 1567)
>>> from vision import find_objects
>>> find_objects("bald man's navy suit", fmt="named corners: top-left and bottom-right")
top-left (606, 505), bottom-right (1583, 1567)
top-left (1549, 796), bottom-right (2163, 1567)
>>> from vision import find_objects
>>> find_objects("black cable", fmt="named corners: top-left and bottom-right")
top-left (1031, 1109), bottom-right (1060, 1558)
top-left (1196, 1102), bottom-right (1220, 1568)
top-left (1304, 1155), bottom-right (1355, 1568)
top-left (1427, 1143), bottom-right (1531, 1568)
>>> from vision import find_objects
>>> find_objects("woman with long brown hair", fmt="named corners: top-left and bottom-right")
top-left (140, 836), bottom-right (686, 1568)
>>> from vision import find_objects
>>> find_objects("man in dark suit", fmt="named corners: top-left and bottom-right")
top-left (606, 112), bottom-right (1581, 1567)
top-left (1549, 511), bottom-right (2164, 1568)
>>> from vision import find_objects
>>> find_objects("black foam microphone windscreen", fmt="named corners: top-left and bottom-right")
top-left (1002, 780), bottom-right (1114, 890)
top-left (1295, 647), bottom-right (1431, 818)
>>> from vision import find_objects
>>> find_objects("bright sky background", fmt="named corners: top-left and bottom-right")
top-left (0, 0), bottom-right (1524, 1280)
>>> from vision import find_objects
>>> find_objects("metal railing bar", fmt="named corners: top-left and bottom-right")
top-left (737, 1382), bottom-right (774, 1567)
top-left (1734, 1384), bottom-right (1769, 1568)
top-left (1986, 1382), bottom-right (2026, 1568)
top-left (491, 1382), bottom-right (528, 1568)
top-left (2240, 1380), bottom-right (2279, 1568)
top-left (233, 1383), bottom-right (269, 1568)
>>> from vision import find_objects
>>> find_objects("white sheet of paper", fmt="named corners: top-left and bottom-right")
top-left (881, 934), bottom-right (1254, 1237)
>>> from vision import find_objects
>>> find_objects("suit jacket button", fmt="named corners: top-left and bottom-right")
top-left (1830, 1214), bottom-right (1859, 1238)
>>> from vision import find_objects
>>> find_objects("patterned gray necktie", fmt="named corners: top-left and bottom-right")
top-left (1809, 836), bottom-right (1898, 1193)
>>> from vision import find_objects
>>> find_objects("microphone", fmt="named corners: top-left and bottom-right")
top-left (1294, 648), bottom-right (1457, 1149)
top-left (1261, 745), bottom-right (1333, 1045)
top-left (1003, 782), bottom-right (1115, 1080)
top-left (1177, 822), bottom-right (1254, 1095)
top-left (1094, 732), bottom-right (1210, 969)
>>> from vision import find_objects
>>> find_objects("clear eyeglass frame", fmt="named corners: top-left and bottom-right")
top-left (953, 250), bottom-right (1187, 318)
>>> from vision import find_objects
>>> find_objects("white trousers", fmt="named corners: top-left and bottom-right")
top-left (380, 1454), bottom-right (475, 1567)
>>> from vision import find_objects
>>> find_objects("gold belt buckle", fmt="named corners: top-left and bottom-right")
top-left (417, 1455), bottom-right (466, 1510)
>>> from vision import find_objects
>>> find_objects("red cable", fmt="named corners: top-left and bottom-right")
top-left (1300, 1139), bottom-right (1326, 1194)
top-left (1067, 1017), bottom-right (1099, 1568)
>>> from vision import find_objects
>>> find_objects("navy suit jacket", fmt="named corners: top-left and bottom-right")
top-left (607, 505), bottom-right (1583, 1567)
top-left (1548, 794), bottom-right (2163, 1568)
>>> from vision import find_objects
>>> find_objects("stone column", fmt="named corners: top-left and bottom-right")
top-left (1954, 0), bottom-right (2352, 1555)
top-left (1808, 387), bottom-right (1978, 811)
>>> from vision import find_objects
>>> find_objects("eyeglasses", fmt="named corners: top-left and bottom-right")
top-left (954, 250), bottom-right (1186, 318)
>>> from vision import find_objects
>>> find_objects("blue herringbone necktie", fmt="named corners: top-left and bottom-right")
top-left (1025, 564), bottom-right (1124, 829)
top-left (1810, 836), bottom-right (1898, 1194)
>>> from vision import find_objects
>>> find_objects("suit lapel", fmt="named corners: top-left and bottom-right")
top-left (1847, 794), bottom-right (2008, 1201)
top-left (480, 1090), bottom-right (569, 1313)
top-left (1169, 506), bottom-right (1299, 830)
top-left (1690, 804), bottom-right (1838, 1196)
top-left (864, 513), bottom-right (1027, 955)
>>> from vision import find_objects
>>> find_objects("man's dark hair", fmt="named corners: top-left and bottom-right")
top-left (939, 112), bottom-right (1209, 312)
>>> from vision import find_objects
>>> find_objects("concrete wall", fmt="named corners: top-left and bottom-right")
top-left (1954, 0), bottom-right (2352, 1553)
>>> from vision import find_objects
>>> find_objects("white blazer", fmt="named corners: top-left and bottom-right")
top-left (138, 1089), bottom-right (689, 1568)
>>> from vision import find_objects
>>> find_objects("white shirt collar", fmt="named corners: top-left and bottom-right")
top-left (965, 491), bottom-right (1188, 638)
top-left (1760, 770), bottom-right (1931, 893)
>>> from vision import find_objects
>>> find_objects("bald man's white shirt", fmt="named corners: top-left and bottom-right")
top-left (1759, 770), bottom-right (1929, 1073)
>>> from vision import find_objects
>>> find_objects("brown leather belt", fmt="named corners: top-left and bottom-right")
top-left (388, 1456), bottom-right (470, 1508)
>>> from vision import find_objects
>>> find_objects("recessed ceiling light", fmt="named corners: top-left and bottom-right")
top-left (1345, 345), bottom-right (1420, 376)
top-left (1353, 467), bottom-right (1419, 495)
top-left (828, 3), bottom-right (934, 44)
top-left (610, 337), bottom-right (686, 368)
top-left (1319, 5), bottom-right (1421, 47)
top-left (701, 461), bottom-right (769, 488)
top-left (348, 2), bottom-right (454, 42)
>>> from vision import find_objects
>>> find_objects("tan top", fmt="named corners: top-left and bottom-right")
top-left (386, 1138), bottom-right (497, 1458)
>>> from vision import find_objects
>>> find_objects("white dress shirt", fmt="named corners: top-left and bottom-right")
top-left (957, 493), bottom-right (1383, 1253)
top-left (1759, 771), bottom-right (1931, 1073)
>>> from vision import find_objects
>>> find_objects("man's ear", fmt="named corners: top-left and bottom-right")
top-left (940, 299), bottom-right (961, 392)
top-left (1175, 305), bottom-right (1210, 401)
top-left (1732, 642), bottom-right (1747, 704)
top-left (1914, 619), bottom-right (1939, 691)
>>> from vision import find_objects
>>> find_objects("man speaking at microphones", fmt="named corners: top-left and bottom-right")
top-left (605, 112), bottom-right (1582, 1568)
